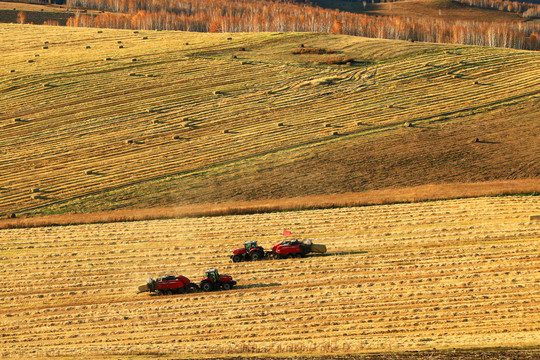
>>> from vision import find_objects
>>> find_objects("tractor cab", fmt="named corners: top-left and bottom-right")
top-left (244, 240), bottom-right (258, 252)
top-left (204, 269), bottom-right (219, 283)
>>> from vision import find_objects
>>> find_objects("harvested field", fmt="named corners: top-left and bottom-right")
top-left (0, 24), bottom-right (539, 216)
top-left (0, 196), bottom-right (539, 358)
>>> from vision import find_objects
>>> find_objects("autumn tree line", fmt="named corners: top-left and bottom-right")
top-left (453, 0), bottom-right (540, 18)
top-left (62, 0), bottom-right (540, 50)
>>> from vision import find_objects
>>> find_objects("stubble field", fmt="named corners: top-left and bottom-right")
top-left (0, 195), bottom-right (539, 358)
top-left (1, 24), bottom-right (539, 216)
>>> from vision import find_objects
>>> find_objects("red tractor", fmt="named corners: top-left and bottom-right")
top-left (230, 239), bottom-right (327, 262)
top-left (140, 274), bottom-right (196, 295)
top-left (199, 269), bottom-right (236, 291)
top-left (230, 240), bottom-right (267, 262)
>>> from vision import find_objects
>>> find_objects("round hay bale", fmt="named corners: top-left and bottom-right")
top-left (9, 69), bottom-right (15, 73)
top-left (86, 45), bottom-right (91, 49)
top-left (104, 57), bottom-right (111, 61)
top-left (403, 122), bottom-right (412, 127)
top-left (85, 170), bottom-right (93, 175)
top-left (231, 55), bottom-right (237, 59)
top-left (28, 59), bottom-right (34, 63)
top-left (213, 90), bottom-right (223, 95)
top-left (129, 72), bottom-right (136, 76)
top-left (97, 30), bottom-right (103, 33)
top-left (472, 80), bottom-right (479, 85)
top-left (13, 118), bottom-right (22, 123)
top-left (8, 213), bottom-right (16, 219)
top-left (185, 42), bottom-right (189, 45)
top-left (181, 116), bottom-right (190, 121)
top-left (331, 131), bottom-right (339, 136)
top-left (151, 119), bottom-right (160, 124)
top-left (227, 37), bottom-right (232, 40)
top-left (239, 47), bottom-right (246, 51)
top-left (133, 31), bottom-right (139, 34)
top-left (118, 45), bottom-right (124, 49)
top-left (386, 104), bottom-right (394, 109)
top-left (31, 194), bottom-right (41, 200)
top-left (300, 44), bottom-right (305, 48)
top-left (277, 122), bottom-right (284, 127)
top-left (132, 58), bottom-right (137, 62)
top-left (172, 135), bottom-right (181, 140)
top-left (125, 139), bottom-right (134, 144)
top-left (240, 61), bottom-right (248, 65)
top-left (117, 40), bottom-right (122, 44)
top-left (30, 187), bottom-right (40, 193)
top-left (142, 36), bottom-right (148, 40)
top-left (222, 129), bottom-right (230, 134)
top-left (44, 41), bottom-right (49, 44)
top-left (42, 46), bottom-right (48, 49)
top-left (472, 137), bottom-right (479, 143)
top-left (324, 123), bottom-right (332, 128)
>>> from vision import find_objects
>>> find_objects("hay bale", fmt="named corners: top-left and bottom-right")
top-left (300, 44), bottom-right (305, 48)
top-left (231, 55), bottom-right (237, 59)
top-left (214, 90), bottom-right (223, 95)
top-left (31, 194), bottom-right (41, 200)
top-left (239, 47), bottom-right (246, 51)
top-left (118, 45), bottom-right (124, 49)
top-left (386, 104), bottom-right (394, 109)
top-left (530, 215), bottom-right (540, 221)
top-left (324, 123), bottom-right (332, 128)
top-left (331, 131), bottom-right (339, 136)
top-left (86, 45), bottom-right (91, 49)
top-left (117, 40), bottom-right (122, 44)
top-left (129, 72), bottom-right (136, 76)
top-left (172, 135), bottom-right (181, 140)
top-left (403, 122), bottom-right (412, 127)
top-left (42, 46), bottom-right (48, 49)
top-left (133, 31), bottom-right (139, 34)
top-left (30, 187), bottom-right (40, 193)
top-left (125, 139), bottom-right (134, 144)
top-left (185, 42), bottom-right (189, 45)
top-left (104, 57), bottom-right (111, 61)
top-left (472, 137), bottom-right (479, 143)
top-left (97, 30), bottom-right (103, 33)
top-left (9, 70), bottom-right (15, 73)
top-left (13, 118), bottom-right (22, 123)
top-left (142, 36), bottom-right (148, 40)
top-left (472, 80), bottom-right (479, 85)
top-left (85, 170), bottom-right (93, 175)
top-left (227, 37), bottom-right (232, 40)
top-left (151, 119), bottom-right (160, 124)
top-left (222, 129), bottom-right (230, 134)
top-left (277, 122), bottom-right (284, 127)
top-left (28, 59), bottom-right (34, 63)
top-left (8, 213), bottom-right (16, 219)
top-left (132, 58), bottom-right (137, 62)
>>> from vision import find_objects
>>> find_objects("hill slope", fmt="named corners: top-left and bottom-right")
top-left (0, 24), bottom-right (539, 216)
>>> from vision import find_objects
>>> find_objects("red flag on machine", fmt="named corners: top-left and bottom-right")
top-left (283, 230), bottom-right (292, 236)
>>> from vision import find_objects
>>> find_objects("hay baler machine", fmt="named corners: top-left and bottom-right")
top-left (230, 239), bottom-right (326, 262)
top-left (138, 269), bottom-right (236, 295)
top-left (138, 274), bottom-right (198, 296)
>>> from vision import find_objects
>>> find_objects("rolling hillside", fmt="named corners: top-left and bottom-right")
top-left (0, 24), bottom-right (539, 218)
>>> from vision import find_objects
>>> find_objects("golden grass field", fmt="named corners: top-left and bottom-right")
top-left (0, 195), bottom-right (539, 358)
top-left (1, 24), bottom-right (539, 218)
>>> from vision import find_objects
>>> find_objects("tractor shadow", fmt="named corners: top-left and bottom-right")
top-left (235, 283), bottom-right (282, 290)
top-left (318, 250), bottom-right (368, 257)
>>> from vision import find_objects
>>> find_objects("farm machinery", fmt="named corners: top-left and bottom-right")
top-left (230, 239), bottom-right (327, 262)
top-left (138, 269), bottom-right (236, 295)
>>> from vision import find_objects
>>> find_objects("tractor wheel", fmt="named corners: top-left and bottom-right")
top-left (201, 281), bottom-right (213, 292)
top-left (166, 290), bottom-right (172, 296)
top-left (250, 251), bottom-right (262, 261)
top-left (156, 290), bottom-right (163, 296)
top-left (222, 282), bottom-right (232, 291)
top-left (178, 286), bottom-right (186, 294)
top-left (232, 255), bottom-right (242, 263)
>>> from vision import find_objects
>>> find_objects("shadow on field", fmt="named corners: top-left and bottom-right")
top-left (318, 251), bottom-right (368, 257)
top-left (235, 283), bottom-right (281, 290)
